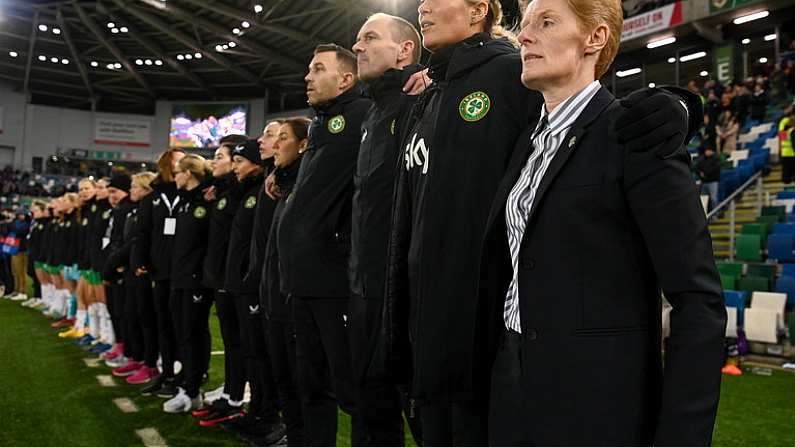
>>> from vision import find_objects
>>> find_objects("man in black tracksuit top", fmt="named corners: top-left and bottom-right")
top-left (349, 13), bottom-right (425, 446)
top-left (277, 44), bottom-right (369, 447)
top-left (104, 175), bottom-right (136, 356)
top-left (225, 139), bottom-right (280, 435)
top-left (133, 167), bottom-right (183, 395)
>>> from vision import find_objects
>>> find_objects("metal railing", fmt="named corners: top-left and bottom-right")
top-left (706, 172), bottom-right (764, 261)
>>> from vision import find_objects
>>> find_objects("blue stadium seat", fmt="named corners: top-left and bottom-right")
top-left (787, 214), bottom-right (795, 223)
top-left (782, 264), bottom-right (795, 277)
top-left (777, 191), bottom-right (795, 200)
top-left (774, 275), bottom-right (795, 307)
top-left (724, 290), bottom-right (747, 326)
top-left (767, 234), bottom-right (795, 262)
top-left (773, 223), bottom-right (795, 234)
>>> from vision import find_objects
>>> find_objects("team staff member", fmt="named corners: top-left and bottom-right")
top-left (222, 139), bottom-right (281, 440)
top-left (195, 135), bottom-right (248, 426)
top-left (382, 0), bottom-right (701, 445)
top-left (349, 13), bottom-right (425, 447)
top-left (23, 200), bottom-right (50, 309)
top-left (132, 149), bottom-right (185, 398)
top-left (103, 174), bottom-right (137, 368)
top-left (107, 172), bottom-right (160, 384)
top-left (163, 155), bottom-right (215, 413)
top-left (277, 44), bottom-right (370, 447)
top-left (261, 118), bottom-right (311, 447)
top-left (482, 1), bottom-right (725, 445)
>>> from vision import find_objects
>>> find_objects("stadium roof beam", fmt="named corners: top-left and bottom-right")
top-left (117, 1), bottom-right (264, 88)
top-left (103, 9), bottom-right (217, 97)
top-left (177, 0), bottom-right (327, 48)
top-left (73, 3), bottom-right (156, 98)
top-left (22, 11), bottom-right (39, 93)
top-left (56, 7), bottom-right (95, 100)
top-left (136, 0), bottom-right (306, 72)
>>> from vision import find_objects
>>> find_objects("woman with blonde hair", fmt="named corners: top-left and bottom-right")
top-left (480, 0), bottom-right (725, 445)
top-left (133, 148), bottom-right (186, 397)
top-left (381, 0), bottom-right (700, 444)
top-left (162, 154), bottom-right (215, 413)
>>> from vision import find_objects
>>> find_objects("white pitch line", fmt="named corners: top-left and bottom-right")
top-left (84, 358), bottom-right (101, 368)
top-left (96, 375), bottom-right (116, 387)
top-left (211, 350), bottom-right (225, 356)
top-left (113, 397), bottom-right (139, 413)
top-left (135, 428), bottom-right (168, 447)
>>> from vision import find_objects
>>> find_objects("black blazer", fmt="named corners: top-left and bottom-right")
top-left (479, 86), bottom-right (726, 447)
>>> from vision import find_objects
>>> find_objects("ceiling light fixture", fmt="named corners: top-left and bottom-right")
top-left (228, 42), bottom-right (236, 48)
top-left (680, 51), bottom-right (707, 62)
top-left (741, 38), bottom-right (751, 45)
top-left (759, 57), bottom-right (768, 63)
top-left (733, 10), bottom-right (769, 25)
top-left (646, 36), bottom-right (676, 49)
top-left (52, 28), bottom-right (61, 35)
top-left (38, 24), bottom-right (48, 32)
top-left (135, 59), bottom-right (143, 65)
top-left (9, 51), bottom-right (18, 58)
top-left (38, 55), bottom-right (46, 61)
top-left (194, 52), bottom-right (202, 59)
top-left (254, 4), bottom-right (263, 13)
top-left (616, 67), bottom-right (642, 78)
top-left (177, 54), bottom-right (185, 60)
top-left (241, 21), bottom-right (250, 28)
top-left (764, 33), bottom-right (777, 41)
top-left (144, 59), bottom-right (153, 65)
top-left (90, 61), bottom-right (99, 67)
top-left (107, 22), bottom-right (115, 28)
top-left (155, 60), bottom-right (163, 66)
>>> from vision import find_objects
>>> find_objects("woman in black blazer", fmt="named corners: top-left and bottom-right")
top-left (480, 1), bottom-right (726, 446)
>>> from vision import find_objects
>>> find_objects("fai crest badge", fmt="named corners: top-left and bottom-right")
top-left (217, 198), bottom-right (227, 210)
top-left (328, 115), bottom-right (346, 134)
top-left (459, 91), bottom-right (491, 122)
top-left (194, 206), bottom-right (207, 219)
top-left (245, 196), bottom-right (257, 209)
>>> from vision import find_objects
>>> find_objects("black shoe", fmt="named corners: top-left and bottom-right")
top-left (199, 399), bottom-right (246, 427)
top-left (140, 375), bottom-right (167, 396)
top-left (237, 420), bottom-right (286, 444)
top-left (156, 380), bottom-right (179, 399)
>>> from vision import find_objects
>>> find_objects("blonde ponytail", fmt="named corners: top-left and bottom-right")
top-left (467, 0), bottom-right (519, 47)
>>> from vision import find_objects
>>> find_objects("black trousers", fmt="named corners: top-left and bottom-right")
top-left (106, 281), bottom-right (125, 343)
top-left (153, 279), bottom-right (178, 377)
top-left (293, 297), bottom-right (365, 447)
top-left (783, 157), bottom-right (795, 184)
top-left (133, 276), bottom-right (158, 367)
top-left (421, 402), bottom-right (488, 447)
top-left (488, 330), bottom-right (527, 447)
top-left (216, 289), bottom-right (245, 402)
top-left (123, 277), bottom-right (145, 362)
top-left (232, 292), bottom-right (279, 420)
top-left (349, 295), bottom-right (423, 446)
top-left (170, 288), bottom-right (213, 398)
top-left (266, 316), bottom-right (304, 446)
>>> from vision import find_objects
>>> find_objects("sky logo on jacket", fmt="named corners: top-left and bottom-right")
top-left (404, 133), bottom-right (429, 175)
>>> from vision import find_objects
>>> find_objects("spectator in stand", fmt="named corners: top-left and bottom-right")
top-left (695, 147), bottom-right (721, 211)
top-left (781, 109), bottom-right (795, 184)
top-left (701, 113), bottom-right (718, 155)
top-left (750, 82), bottom-right (770, 122)
top-left (771, 63), bottom-right (789, 104)
top-left (733, 83), bottom-right (751, 126)
top-left (718, 112), bottom-right (740, 155)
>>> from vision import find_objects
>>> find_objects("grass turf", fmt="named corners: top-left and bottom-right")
top-left (0, 298), bottom-right (792, 446)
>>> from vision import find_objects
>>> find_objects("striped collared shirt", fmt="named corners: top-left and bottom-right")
top-left (503, 81), bottom-right (601, 333)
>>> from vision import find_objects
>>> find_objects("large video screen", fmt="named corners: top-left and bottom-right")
top-left (170, 103), bottom-right (248, 148)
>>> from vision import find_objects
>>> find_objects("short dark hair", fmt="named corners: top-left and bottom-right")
top-left (315, 43), bottom-right (358, 77)
top-left (219, 134), bottom-right (248, 146)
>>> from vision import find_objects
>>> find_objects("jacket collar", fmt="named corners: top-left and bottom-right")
top-left (427, 33), bottom-right (516, 82)
top-left (363, 65), bottom-right (423, 105)
top-left (313, 83), bottom-right (363, 116)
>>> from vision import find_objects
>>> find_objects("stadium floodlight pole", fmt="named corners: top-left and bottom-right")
top-left (73, 3), bottom-right (156, 98)
top-left (116, 1), bottom-right (265, 87)
top-left (56, 7), bottom-right (95, 100)
top-left (136, 0), bottom-right (306, 72)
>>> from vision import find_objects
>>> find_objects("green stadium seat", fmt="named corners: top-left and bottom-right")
top-left (756, 215), bottom-right (781, 226)
top-left (717, 261), bottom-right (744, 278)
top-left (742, 224), bottom-right (769, 247)
top-left (746, 264), bottom-right (776, 285)
top-left (789, 313), bottom-right (795, 343)
top-left (736, 234), bottom-right (763, 261)
top-left (721, 274), bottom-right (737, 290)
top-left (737, 275), bottom-right (771, 293)
top-left (761, 206), bottom-right (786, 219)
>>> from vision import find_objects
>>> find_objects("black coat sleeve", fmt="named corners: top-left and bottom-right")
top-left (622, 134), bottom-right (726, 447)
